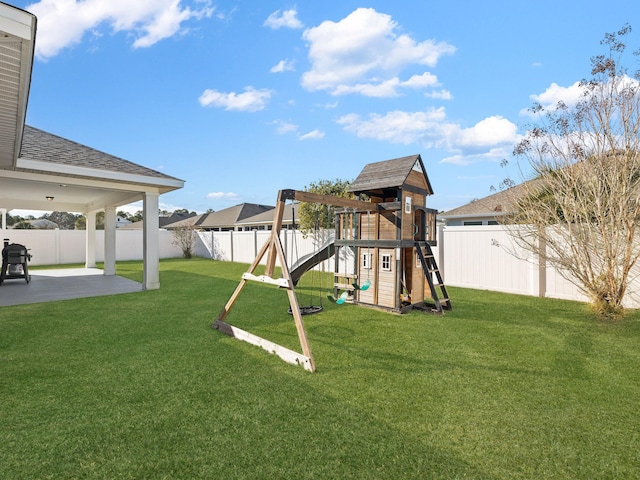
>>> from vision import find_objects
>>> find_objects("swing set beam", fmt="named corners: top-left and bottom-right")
top-left (280, 189), bottom-right (380, 212)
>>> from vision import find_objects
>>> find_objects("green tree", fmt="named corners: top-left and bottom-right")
top-left (41, 211), bottom-right (81, 230)
top-left (297, 178), bottom-right (354, 235)
top-left (504, 24), bottom-right (640, 319)
top-left (6, 213), bottom-right (25, 226)
top-left (13, 221), bottom-right (34, 229)
top-left (129, 210), bottom-right (144, 222)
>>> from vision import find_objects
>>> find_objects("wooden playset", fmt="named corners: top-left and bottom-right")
top-left (213, 155), bottom-right (450, 372)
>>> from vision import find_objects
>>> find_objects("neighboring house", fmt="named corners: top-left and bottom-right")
top-left (159, 203), bottom-right (299, 231)
top-left (22, 218), bottom-right (59, 229)
top-left (197, 203), bottom-right (275, 231)
top-left (120, 212), bottom-right (197, 230)
top-left (439, 183), bottom-right (528, 226)
top-left (116, 215), bottom-right (130, 228)
top-left (162, 213), bottom-right (209, 230)
top-left (235, 203), bottom-right (298, 231)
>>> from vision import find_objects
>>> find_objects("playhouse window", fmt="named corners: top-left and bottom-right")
top-left (405, 196), bottom-right (412, 214)
top-left (362, 253), bottom-right (372, 269)
top-left (381, 254), bottom-right (391, 271)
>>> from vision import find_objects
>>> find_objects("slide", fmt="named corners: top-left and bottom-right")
top-left (290, 237), bottom-right (335, 286)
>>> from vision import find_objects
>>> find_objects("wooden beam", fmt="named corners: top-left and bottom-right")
top-left (265, 193), bottom-right (287, 277)
top-left (213, 320), bottom-right (314, 371)
top-left (282, 189), bottom-right (377, 211)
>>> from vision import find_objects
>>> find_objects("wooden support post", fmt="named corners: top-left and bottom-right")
top-left (213, 191), bottom-right (315, 372)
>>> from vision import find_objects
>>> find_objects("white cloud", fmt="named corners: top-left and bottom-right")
top-left (206, 192), bottom-right (239, 200)
top-left (403, 72), bottom-right (439, 89)
top-left (299, 129), bottom-right (325, 140)
top-left (337, 108), bottom-right (447, 145)
top-left (301, 8), bottom-right (455, 96)
top-left (331, 72), bottom-right (444, 98)
top-left (450, 116), bottom-right (518, 149)
top-left (521, 81), bottom-right (583, 116)
top-left (338, 109), bottom-right (520, 165)
top-left (26, 0), bottom-right (214, 59)
top-left (264, 9), bottom-right (303, 29)
top-left (425, 89), bottom-right (452, 100)
top-left (332, 78), bottom-right (402, 97)
top-left (523, 75), bottom-right (640, 117)
top-left (198, 87), bottom-right (273, 112)
top-left (439, 147), bottom-right (513, 166)
top-left (270, 59), bottom-right (296, 73)
top-left (272, 120), bottom-right (298, 134)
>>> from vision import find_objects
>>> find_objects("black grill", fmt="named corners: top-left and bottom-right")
top-left (0, 239), bottom-right (32, 284)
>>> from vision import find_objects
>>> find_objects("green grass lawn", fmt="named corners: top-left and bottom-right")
top-left (1, 258), bottom-right (639, 479)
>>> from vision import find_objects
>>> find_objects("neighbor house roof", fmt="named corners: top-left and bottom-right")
top-left (197, 203), bottom-right (274, 229)
top-left (349, 154), bottom-right (434, 197)
top-left (163, 213), bottom-right (209, 229)
top-left (120, 212), bottom-right (198, 230)
top-left (235, 203), bottom-right (297, 229)
top-left (439, 182), bottom-right (530, 220)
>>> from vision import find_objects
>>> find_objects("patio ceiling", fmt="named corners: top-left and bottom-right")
top-left (0, 170), bottom-right (166, 213)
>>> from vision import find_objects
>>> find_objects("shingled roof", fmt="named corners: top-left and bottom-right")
top-left (349, 154), bottom-right (433, 198)
top-left (198, 203), bottom-right (274, 229)
top-left (17, 125), bottom-right (181, 183)
top-left (439, 182), bottom-right (532, 220)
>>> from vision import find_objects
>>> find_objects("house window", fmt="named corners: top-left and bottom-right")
top-left (488, 220), bottom-right (499, 225)
top-left (463, 221), bottom-right (482, 226)
top-left (381, 254), bottom-right (391, 271)
top-left (362, 253), bottom-right (372, 269)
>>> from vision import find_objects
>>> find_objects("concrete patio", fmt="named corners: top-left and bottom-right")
top-left (0, 268), bottom-right (142, 307)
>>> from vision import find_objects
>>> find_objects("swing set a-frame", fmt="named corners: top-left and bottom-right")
top-left (213, 155), bottom-right (450, 372)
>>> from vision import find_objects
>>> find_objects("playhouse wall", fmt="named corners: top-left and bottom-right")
top-left (377, 248), bottom-right (396, 308)
top-left (401, 190), bottom-right (426, 241)
top-left (378, 212), bottom-right (397, 240)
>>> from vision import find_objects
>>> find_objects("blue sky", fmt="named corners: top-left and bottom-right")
top-left (14, 0), bottom-right (640, 215)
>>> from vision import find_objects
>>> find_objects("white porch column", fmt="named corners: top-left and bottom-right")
top-left (0, 208), bottom-right (6, 230)
top-left (142, 192), bottom-right (160, 290)
top-left (104, 206), bottom-right (116, 276)
top-left (85, 211), bottom-right (96, 268)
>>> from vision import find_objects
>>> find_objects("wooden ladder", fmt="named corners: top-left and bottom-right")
top-left (415, 242), bottom-right (451, 314)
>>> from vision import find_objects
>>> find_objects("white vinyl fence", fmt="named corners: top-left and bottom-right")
top-left (439, 225), bottom-right (640, 309)
top-left (7, 225), bottom-right (640, 308)
top-left (198, 226), bottom-right (640, 309)
top-left (1, 229), bottom-right (184, 265)
top-left (196, 229), bottom-right (337, 272)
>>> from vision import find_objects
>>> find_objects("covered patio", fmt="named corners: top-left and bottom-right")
top-left (0, 268), bottom-right (142, 307)
top-left (0, 4), bottom-right (184, 301)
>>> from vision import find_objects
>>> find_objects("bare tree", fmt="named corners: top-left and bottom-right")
top-left (172, 225), bottom-right (197, 259)
top-left (504, 25), bottom-right (640, 318)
